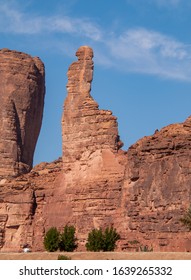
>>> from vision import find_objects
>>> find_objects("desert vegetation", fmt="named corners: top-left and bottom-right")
top-left (44, 225), bottom-right (77, 252)
top-left (86, 227), bottom-right (120, 252)
top-left (44, 226), bottom-right (120, 252)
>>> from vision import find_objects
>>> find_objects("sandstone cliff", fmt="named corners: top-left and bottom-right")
top-left (120, 116), bottom-right (191, 251)
top-left (0, 46), bottom-right (191, 253)
top-left (0, 49), bottom-right (45, 178)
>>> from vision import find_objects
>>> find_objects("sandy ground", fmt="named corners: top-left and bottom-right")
top-left (0, 252), bottom-right (191, 260)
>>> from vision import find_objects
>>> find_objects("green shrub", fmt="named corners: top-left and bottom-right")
top-left (86, 227), bottom-right (120, 252)
top-left (44, 227), bottom-right (60, 252)
top-left (59, 225), bottom-right (77, 252)
top-left (180, 204), bottom-right (191, 231)
top-left (86, 228), bottom-right (104, 252)
top-left (57, 254), bottom-right (71, 260)
top-left (102, 227), bottom-right (120, 251)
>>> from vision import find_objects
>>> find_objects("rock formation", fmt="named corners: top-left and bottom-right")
top-left (59, 46), bottom-right (126, 244)
top-left (62, 46), bottom-right (123, 170)
top-left (0, 48), bottom-right (45, 178)
top-left (120, 116), bottom-right (191, 251)
top-left (0, 46), bottom-right (191, 253)
top-left (0, 158), bottom-right (62, 251)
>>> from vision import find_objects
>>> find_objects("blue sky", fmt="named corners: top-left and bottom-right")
top-left (0, 0), bottom-right (191, 165)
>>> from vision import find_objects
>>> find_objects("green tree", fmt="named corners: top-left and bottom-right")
top-left (59, 225), bottom-right (77, 252)
top-left (85, 227), bottom-right (120, 252)
top-left (102, 227), bottom-right (120, 251)
top-left (43, 227), bottom-right (60, 252)
top-left (86, 228), bottom-right (104, 252)
top-left (180, 204), bottom-right (191, 231)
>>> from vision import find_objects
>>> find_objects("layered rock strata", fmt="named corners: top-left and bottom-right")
top-left (0, 159), bottom-right (62, 251)
top-left (0, 46), bottom-right (191, 252)
top-left (0, 49), bottom-right (45, 178)
top-left (121, 116), bottom-right (191, 251)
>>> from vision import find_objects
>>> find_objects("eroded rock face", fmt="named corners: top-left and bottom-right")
top-left (0, 159), bottom-right (62, 251)
top-left (0, 49), bottom-right (45, 178)
top-left (0, 46), bottom-right (191, 252)
top-left (120, 116), bottom-right (191, 251)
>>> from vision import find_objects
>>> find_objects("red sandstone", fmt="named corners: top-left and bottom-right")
top-left (0, 47), bottom-right (191, 253)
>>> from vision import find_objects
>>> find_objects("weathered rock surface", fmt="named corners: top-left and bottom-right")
top-left (0, 159), bottom-right (62, 251)
top-left (0, 46), bottom-right (191, 253)
top-left (120, 116), bottom-right (191, 251)
top-left (0, 48), bottom-right (45, 178)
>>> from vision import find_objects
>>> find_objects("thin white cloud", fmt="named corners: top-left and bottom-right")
top-left (109, 28), bottom-right (189, 61)
top-left (46, 17), bottom-right (102, 41)
top-left (0, 2), bottom-right (191, 82)
top-left (106, 28), bottom-right (191, 81)
top-left (0, 2), bottom-right (102, 40)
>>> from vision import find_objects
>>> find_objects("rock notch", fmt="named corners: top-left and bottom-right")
top-left (0, 49), bottom-right (45, 178)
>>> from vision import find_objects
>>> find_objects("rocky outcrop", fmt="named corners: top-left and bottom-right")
top-left (0, 159), bottom-right (62, 251)
top-left (120, 116), bottom-right (191, 251)
top-left (0, 48), bottom-right (45, 178)
top-left (49, 46), bottom-right (191, 252)
top-left (0, 46), bottom-right (191, 253)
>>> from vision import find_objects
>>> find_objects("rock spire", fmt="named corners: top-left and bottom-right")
top-left (62, 46), bottom-right (123, 173)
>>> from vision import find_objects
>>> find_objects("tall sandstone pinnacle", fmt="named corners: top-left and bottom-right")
top-left (60, 46), bottom-right (126, 242)
top-left (0, 49), bottom-right (45, 178)
top-left (62, 46), bottom-right (123, 170)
